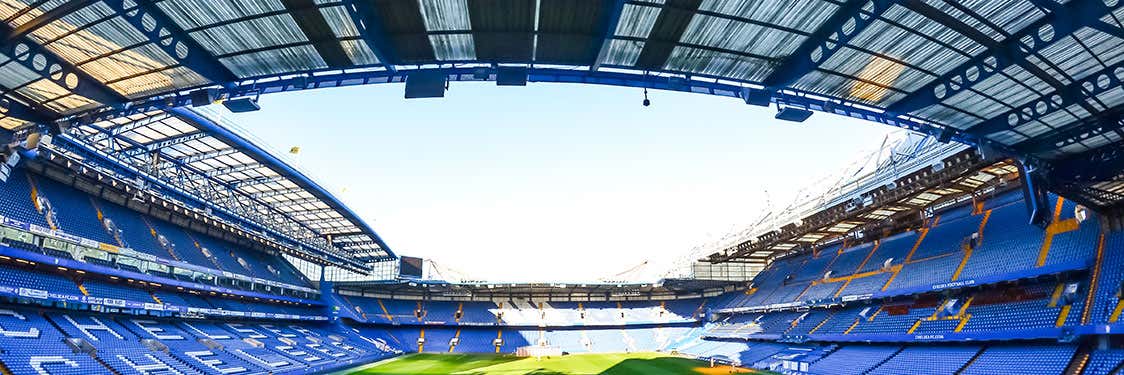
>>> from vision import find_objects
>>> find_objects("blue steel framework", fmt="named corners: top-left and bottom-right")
top-left (0, 0), bottom-right (1119, 265)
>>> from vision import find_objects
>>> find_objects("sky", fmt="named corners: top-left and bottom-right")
top-left (221, 82), bottom-right (898, 282)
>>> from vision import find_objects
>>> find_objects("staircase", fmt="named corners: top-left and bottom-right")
top-left (90, 354), bottom-right (123, 375)
top-left (953, 346), bottom-right (987, 374)
top-left (1082, 232), bottom-right (1107, 325)
top-left (1062, 345), bottom-right (1091, 375)
top-left (866, 346), bottom-right (907, 374)
top-left (0, 359), bottom-right (13, 375)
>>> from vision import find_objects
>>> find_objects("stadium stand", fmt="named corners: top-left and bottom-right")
top-left (3, 163), bottom-right (1120, 375)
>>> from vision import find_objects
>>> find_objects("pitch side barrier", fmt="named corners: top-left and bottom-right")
top-left (0, 213), bottom-right (318, 295)
top-left (0, 245), bottom-right (328, 321)
top-left (715, 259), bottom-right (1090, 314)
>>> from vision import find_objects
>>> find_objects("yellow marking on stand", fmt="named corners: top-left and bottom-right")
top-left (1081, 232), bottom-right (1106, 325)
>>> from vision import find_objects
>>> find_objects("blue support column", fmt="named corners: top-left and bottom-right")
top-left (762, 0), bottom-right (893, 88)
top-left (1017, 159), bottom-right (1051, 228)
top-left (103, 0), bottom-right (239, 84)
top-left (591, 0), bottom-right (627, 71)
top-left (343, 0), bottom-right (399, 71)
top-left (887, 0), bottom-right (1121, 115)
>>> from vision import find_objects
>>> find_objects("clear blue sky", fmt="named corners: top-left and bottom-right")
top-left (222, 82), bottom-right (897, 282)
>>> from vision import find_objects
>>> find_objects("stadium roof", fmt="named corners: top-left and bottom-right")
top-left (0, 0), bottom-right (1119, 161)
top-left (43, 105), bottom-right (394, 266)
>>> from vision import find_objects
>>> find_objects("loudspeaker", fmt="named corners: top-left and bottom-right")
top-left (222, 97), bottom-right (260, 113)
top-left (742, 87), bottom-right (771, 107)
top-left (776, 107), bottom-right (813, 122)
top-left (405, 70), bottom-right (446, 99)
top-left (937, 127), bottom-right (954, 143)
top-left (496, 66), bottom-right (528, 86)
top-left (189, 89), bottom-right (217, 107)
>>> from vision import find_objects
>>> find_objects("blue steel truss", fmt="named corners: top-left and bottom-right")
top-left (103, 0), bottom-right (238, 84)
top-left (50, 107), bottom-right (391, 269)
top-left (0, 22), bottom-right (125, 107)
top-left (763, 0), bottom-right (892, 88)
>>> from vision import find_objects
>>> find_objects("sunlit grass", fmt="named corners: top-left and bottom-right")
top-left (343, 352), bottom-right (775, 375)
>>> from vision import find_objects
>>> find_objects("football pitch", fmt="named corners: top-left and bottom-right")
top-left (339, 352), bottom-right (776, 375)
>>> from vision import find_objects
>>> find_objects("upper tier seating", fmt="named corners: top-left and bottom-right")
top-left (0, 170), bottom-right (313, 290)
top-left (711, 193), bottom-right (1101, 312)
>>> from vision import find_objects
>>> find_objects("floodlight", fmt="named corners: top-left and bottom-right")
top-left (496, 66), bottom-right (528, 86)
top-left (405, 70), bottom-right (447, 99)
top-left (775, 105), bottom-right (813, 123)
top-left (223, 97), bottom-right (261, 113)
top-left (741, 87), bottom-right (771, 107)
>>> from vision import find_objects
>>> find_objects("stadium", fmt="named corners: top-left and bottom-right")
top-left (0, 0), bottom-right (1122, 374)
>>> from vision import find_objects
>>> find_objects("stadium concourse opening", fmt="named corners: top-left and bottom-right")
top-left (0, 1), bottom-right (1123, 375)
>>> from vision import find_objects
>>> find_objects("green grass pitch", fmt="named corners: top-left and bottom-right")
top-left (339, 352), bottom-right (775, 375)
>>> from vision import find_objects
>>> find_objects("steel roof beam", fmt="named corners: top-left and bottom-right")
top-left (887, 0), bottom-right (1121, 115)
top-left (6, 0), bottom-right (96, 42)
top-left (200, 163), bottom-right (264, 178)
top-left (105, 0), bottom-right (239, 84)
top-left (0, 96), bottom-right (51, 124)
top-left (178, 148), bottom-right (239, 164)
top-left (899, 0), bottom-right (1074, 100)
top-left (88, 113), bottom-right (174, 143)
top-left (270, 196), bottom-right (323, 210)
top-left (250, 187), bottom-right (304, 199)
top-left (967, 55), bottom-right (1124, 136)
top-left (342, 0), bottom-right (399, 71)
top-left (0, 23), bottom-right (127, 106)
top-left (762, 0), bottom-right (893, 88)
top-left (118, 131), bottom-right (207, 158)
top-left (233, 176), bottom-right (287, 189)
top-left (591, 0), bottom-right (627, 71)
top-left (1017, 109), bottom-right (1124, 157)
top-left (281, 0), bottom-right (353, 68)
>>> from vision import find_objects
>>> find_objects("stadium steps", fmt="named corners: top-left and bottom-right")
top-left (0, 358), bottom-right (12, 375)
top-left (1037, 197), bottom-right (1080, 267)
top-left (375, 298), bottom-right (394, 322)
top-left (1062, 344), bottom-right (1092, 375)
top-left (808, 311), bottom-right (835, 334)
top-left (140, 217), bottom-right (182, 262)
top-left (843, 318), bottom-right (861, 335)
top-left (836, 240), bottom-right (882, 297)
top-left (865, 346), bottom-right (907, 374)
top-left (179, 229), bottom-right (226, 271)
top-left (1082, 232), bottom-right (1107, 325)
top-left (951, 209), bottom-right (991, 281)
top-left (903, 216), bottom-right (939, 263)
top-left (91, 354), bottom-right (124, 375)
top-left (1050, 282), bottom-right (1068, 307)
top-left (449, 329), bottom-right (460, 352)
top-left (88, 199), bottom-right (124, 248)
top-left (1109, 300), bottom-right (1124, 323)
top-left (883, 222), bottom-right (935, 292)
top-left (26, 175), bottom-right (56, 231)
top-left (952, 346), bottom-right (988, 375)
